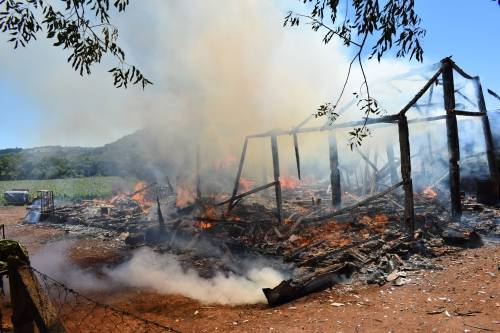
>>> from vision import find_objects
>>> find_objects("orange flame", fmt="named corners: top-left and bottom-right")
top-left (197, 221), bottom-right (214, 229)
top-left (196, 205), bottom-right (217, 229)
top-left (214, 154), bottom-right (238, 170)
top-left (239, 177), bottom-right (256, 192)
top-left (176, 185), bottom-right (197, 208)
top-left (423, 186), bottom-right (438, 199)
top-left (131, 181), bottom-right (152, 211)
top-left (280, 175), bottom-right (299, 189)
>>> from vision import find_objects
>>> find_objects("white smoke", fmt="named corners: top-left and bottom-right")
top-left (106, 248), bottom-right (285, 305)
top-left (30, 240), bottom-right (286, 305)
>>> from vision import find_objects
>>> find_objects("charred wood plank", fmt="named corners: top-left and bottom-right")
top-left (285, 240), bottom-right (326, 262)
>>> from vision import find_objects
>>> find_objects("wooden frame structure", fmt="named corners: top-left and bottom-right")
top-left (223, 58), bottom-right (498, 234)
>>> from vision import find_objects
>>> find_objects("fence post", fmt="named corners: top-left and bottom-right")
top-left (8, 265), bottom-right (34, 333)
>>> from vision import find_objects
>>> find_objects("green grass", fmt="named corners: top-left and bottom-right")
top-left (0, 176), bottom-right (137, 205)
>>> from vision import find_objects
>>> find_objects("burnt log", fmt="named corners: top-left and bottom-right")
top-left (262, 263), bottom-right (358, 306)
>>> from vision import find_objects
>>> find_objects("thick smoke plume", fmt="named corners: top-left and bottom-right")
top-left (31, 240), bottom-right (286, 305)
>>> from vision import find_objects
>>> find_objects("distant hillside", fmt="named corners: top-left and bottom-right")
top-left (1, 112), bottom-right (499, 182)
top-left (0, 129), bottom-right (171, 181)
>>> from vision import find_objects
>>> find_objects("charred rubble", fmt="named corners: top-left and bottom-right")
top-left (25, 58), bottom-right (500, 306)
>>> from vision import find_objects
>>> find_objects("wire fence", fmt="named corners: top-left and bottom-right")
top-left (30, 267), bottom-right (181, 333)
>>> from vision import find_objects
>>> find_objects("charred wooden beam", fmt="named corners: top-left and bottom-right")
top-left (247, 114), bottom-right (399, 139)
top-left (386, 143), bottom-right (399, 185)
top-left (271, 136), bottom-right (283, 224)
top-left (293, 133), bottom-right (301, 180)
top-left (487, 88), bottom-right (500, 102)
top-left (454, 110), bottom-right (486, 117)
top-left (398, 113), bottom-right (415, 237)
top-left (474, 77), bottom-right (500, 187)
top-left (302, 181), bottom-right (403, 224)
top-left (228, 138), bottom-right (248, 211)
top-left (263, 263), bottom-right (358, 306)
top-left (217, 181), bottom-right (278, 207)
top-left (451, 62), bottom-right (474, 80)
top-left (399, 67), bottom-right (443, 115)
top-left (328, 133), bottom-right (341, 206)
top-left (442, 58), bottom-right (462, 220)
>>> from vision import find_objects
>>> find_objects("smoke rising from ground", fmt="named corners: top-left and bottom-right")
top-left (107, 248), bottom-right (285, 305)
top-left (31, 240), bottom-right (286, 305)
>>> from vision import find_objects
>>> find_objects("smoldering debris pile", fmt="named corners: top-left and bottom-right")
top-left (22, 58), bottom-right (500, 305)
top-left (28, 178), bottom-right (499, 306)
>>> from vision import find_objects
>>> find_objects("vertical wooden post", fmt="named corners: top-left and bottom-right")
top-left (474, 77), bottom-right (499, 186)
top-left (228, 138), bottom-right (248, 211)
top-left (8, 267), bottom-right (34, 333)
top-left (271, 136), bottom-right (283, 223)
top-left (398, 113), bottom-right (415, 238)
top-left (157, 196), bottom-right (165, 233)
top-left (328, 133), bottom-right (341, 206)
top-left (386, 143), bottom-right (399, 185)
top-left (293, 133), bottom-right (301, 180)
top-left (442, 59), bottom-right (462, 220)
top-left (9, 265), bottom-right (67, 333)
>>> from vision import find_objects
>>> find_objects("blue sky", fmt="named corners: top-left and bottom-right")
top-left (0, 0), bottom-right (499, 149)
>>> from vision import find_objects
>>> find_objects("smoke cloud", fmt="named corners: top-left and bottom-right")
top-left (30, 240), bottom-right (286, 305)
top-left (106, 248), bottom-right (285, 305)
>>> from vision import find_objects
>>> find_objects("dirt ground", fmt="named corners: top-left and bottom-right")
top-left (1, 206), bottom-right (499, 333)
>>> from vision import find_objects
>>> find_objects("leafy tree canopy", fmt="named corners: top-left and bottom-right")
top-left (0, 0), bottom-right (151, 88)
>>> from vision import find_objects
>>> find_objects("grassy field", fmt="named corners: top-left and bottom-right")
top-left (0, 176), bottom-right (137, 205)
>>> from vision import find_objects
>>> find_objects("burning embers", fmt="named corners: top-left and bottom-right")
top-left (176, 185), bottom-right (198, 208)
top-left (280, 175), bottom-right (300, 189)
top-left (422, 186), bottom-right (438, 199)
top-left (196, 205), bottom-right (216, 229)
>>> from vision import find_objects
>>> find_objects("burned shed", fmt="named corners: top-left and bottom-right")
top-left (223, 57), bottom-right (499, 237)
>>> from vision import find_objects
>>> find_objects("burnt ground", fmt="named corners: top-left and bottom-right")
top-left (1, 206), bottom-right (499, 333)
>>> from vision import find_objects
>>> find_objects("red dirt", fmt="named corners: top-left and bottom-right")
top-left (1, 206), bottom-right (499, 332)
